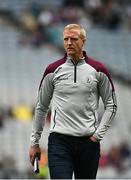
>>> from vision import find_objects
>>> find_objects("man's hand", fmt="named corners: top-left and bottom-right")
top-left (90, 136), bottom-right (99, 143)
top-left (29, 145), bottom-right (41, 166)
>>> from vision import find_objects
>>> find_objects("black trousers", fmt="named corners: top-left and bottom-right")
top-left (48, 132), bottom-right (100, 179)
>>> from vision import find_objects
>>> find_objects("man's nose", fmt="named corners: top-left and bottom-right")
top-left (67, 39), bottom-right (72, 45)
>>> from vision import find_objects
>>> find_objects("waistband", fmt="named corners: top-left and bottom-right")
top-left (49, 132), bottom-right (92, 140)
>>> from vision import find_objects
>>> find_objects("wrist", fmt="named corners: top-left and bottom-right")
top-left (31, 144), bottom-right (39, 148)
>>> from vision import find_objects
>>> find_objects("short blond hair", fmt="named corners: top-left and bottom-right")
top-left (64, 24), bottom-right (86, 41)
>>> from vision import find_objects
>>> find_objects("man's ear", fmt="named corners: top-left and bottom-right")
top-left (83, 38), bottom-right (86, 43)
top-left (83, 39), bottom-right (86, 46)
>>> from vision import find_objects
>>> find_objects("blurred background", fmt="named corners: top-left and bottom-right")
top-left (0, 0), bottom-right (131, 179)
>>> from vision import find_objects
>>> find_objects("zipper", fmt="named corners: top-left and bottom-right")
top-left (52, 110), bottom-right (56, 129)
top-left (71, 60), bottom-right (77, 83)
top-left (74, 65), bottom-right (77, 83)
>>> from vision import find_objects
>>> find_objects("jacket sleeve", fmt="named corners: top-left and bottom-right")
top-left (93, 71), bottom-right (117, 141)
top-left (30, 73), bottom-right (54, 146)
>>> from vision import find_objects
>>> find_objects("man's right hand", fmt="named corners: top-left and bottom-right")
top-left (29, 145), bottom-right (41, 166)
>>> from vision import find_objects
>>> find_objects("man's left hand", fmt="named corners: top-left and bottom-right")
top-left (90, 136), bottom-right (99, 143)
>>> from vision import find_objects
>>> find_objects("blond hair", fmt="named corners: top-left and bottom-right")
top-left (64, 24), bottom-right (86, 41)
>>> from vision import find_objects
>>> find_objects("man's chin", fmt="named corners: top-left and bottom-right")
top-left (67, 51), bottom-right (75, 57)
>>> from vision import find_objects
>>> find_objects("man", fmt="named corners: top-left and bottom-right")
top-left (29, 24), bottom-right (117, 179)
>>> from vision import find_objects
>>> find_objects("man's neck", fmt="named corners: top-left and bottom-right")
top-left (68, 53), bottom-right (84, 64)
top-left (71, 58), bottom-right (83, 65)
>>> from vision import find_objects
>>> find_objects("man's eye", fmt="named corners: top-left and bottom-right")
top-left (64, 38), bottom-right (78, 41)
top-left (71, 38), bottom-right (78, 41)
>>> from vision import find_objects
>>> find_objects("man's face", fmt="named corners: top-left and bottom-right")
top-left (63, 29), bottom-right (85, 58)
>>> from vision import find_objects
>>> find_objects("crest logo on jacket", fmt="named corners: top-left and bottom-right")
top-left (86, 77), bottom-right (91, 84)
